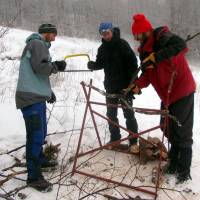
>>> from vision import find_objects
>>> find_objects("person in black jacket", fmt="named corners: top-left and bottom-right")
top-left (88, 22), bottom-right (139, 151)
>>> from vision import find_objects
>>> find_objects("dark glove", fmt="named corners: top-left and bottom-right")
top-left (53, 60), bottom-right (66, 72)
top-left (47, 92), bottom-right (56, 104)
top-left (87, 61), bottom-right (96, 70)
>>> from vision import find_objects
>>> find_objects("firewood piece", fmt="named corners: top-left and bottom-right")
top-left (139, 137), bottom-right (168, 164)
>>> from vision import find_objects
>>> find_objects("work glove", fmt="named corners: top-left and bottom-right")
top-left (87, 61), bottom-right (96, 70)
top-left (47, 92), bottom-right (56, 104)
top-left (53, 60), bottom-right (66, 72)
top-left (142, 53), bottom-right (156, 70)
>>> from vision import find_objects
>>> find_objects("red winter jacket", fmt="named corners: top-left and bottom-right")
top-left (135, 27), bottom-right (196, 106)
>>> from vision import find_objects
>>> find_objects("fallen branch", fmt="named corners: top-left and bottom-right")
top-left (0, 194), bottom-right (14, 200)
top-left (103, 194), bottom-right (151, 200)
top-left (2, 185), bottom-right (27, 199)
top-left (0, 170), bottom-right (27, 186)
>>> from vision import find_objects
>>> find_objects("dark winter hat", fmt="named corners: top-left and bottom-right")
top-left (132, 14), bottom-right (153, 35)
top-left (38, 24), bottom-right (57, 35)
top-left (99, 22), bottom-right (113, 34)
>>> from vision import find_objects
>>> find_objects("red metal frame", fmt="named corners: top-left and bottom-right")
top-left (72, 79), bottom-right (168, 200)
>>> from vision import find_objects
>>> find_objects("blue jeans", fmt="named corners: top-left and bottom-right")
top-left (21, 102), bottom-right (48, 180)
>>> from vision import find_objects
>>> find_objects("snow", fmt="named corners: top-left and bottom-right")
top-left (0, 27), bottom-right (200, 200)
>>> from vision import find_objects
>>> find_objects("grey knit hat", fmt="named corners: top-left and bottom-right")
top-left (38, 24), bottom-right (57, 35)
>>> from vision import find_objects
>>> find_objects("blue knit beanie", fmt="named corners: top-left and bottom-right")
top-left (99, 22), bottom-right (113, 34)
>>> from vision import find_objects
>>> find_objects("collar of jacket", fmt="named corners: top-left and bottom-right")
top-left (25, 33), bottom-right (51, 48)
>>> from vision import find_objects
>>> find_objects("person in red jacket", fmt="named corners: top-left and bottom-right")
top-left (126, 13), bottom-right (196, 183)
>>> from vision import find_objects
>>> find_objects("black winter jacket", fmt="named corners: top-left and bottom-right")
top-left (89, 28), bottom-right (138, 93)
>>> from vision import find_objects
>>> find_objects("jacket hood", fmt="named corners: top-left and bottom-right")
top-left (113, 27), bottom-right (120, 39)
top-left (26, 33), bottom-right (51, 48)
top-left (26, 33), bottom-right (43, 43)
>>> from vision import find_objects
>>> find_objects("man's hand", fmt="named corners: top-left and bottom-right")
top-left (47, 92), bottom-right (56, 104)
top-left (122, 84), bottom-right (141, 98)
top-left (53, 60), bottom-right (66, 71)
top-left (142, 53), bottom-right (156, 69)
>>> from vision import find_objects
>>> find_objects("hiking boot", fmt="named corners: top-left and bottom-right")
top-left (129, 143), bottom-right (140, 154)
top-left (27, 176), bottom-right (53, 192)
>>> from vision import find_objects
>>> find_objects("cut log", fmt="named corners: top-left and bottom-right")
top-left (139, 137), bottom-right (168, 164)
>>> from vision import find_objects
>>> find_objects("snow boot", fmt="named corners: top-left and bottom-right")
top-left (27, 176), bottom-right (53, 192)
top-left (129, 143), bottom-right (140, 154)
top-left (106, 134), bottom-right (134, 151)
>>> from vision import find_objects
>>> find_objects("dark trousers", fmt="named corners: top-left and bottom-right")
top-left (160, 93), bottom-right (194, 173)
top-left (106, 96), bottom-right (138, 144)
top-left (21, 103), bottom-right (48, 180)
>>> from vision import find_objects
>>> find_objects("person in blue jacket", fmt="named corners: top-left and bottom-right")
top-left (15, 24), bottom-right (66, 192)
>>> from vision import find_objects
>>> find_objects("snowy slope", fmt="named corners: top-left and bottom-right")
top-left (0, 28), bottom-right (200, 200)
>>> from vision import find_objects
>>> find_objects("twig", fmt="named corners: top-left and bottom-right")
top-left (0, 170), bottom-right (27, 186)
top-left (0, 194), bottom-right (14, 200)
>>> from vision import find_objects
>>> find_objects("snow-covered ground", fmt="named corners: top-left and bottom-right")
top-left (0, 27), bottom-right (200, 200)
